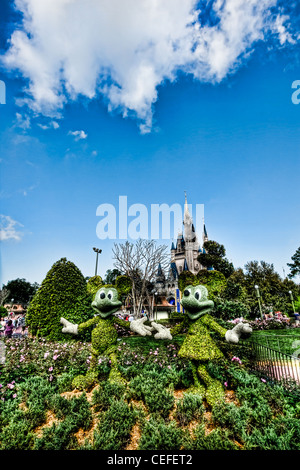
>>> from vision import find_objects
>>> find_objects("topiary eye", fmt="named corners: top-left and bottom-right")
top-left (194, 289), bottom-right (201, 300)
top-left (184, 289), bottom-right (191, 296)
top-left (107, 290), bottom-right (114, 300)
top-left (100, 291), bottom-right (105, 299)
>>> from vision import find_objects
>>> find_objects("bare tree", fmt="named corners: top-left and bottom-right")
top-left (112, 239), bottom-right (169, 317)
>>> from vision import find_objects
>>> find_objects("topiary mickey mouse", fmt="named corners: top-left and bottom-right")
top-left (166, 284), bottom-right (252, 407)
top-left (60, 286), bottom-right (170, 389)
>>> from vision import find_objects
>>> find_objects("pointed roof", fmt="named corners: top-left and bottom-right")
top-left (157, 263), bottom-right (163, 277)
top-left (183, 259), bottom-right (189, 271)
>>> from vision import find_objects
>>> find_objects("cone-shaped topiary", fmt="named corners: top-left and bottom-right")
top-left (26, 258), bottom-right (94, 341)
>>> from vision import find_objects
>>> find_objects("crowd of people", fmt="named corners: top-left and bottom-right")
top-left (0, 312), bottom-right (27, 338)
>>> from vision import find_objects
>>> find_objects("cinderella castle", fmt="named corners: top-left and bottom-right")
top-left (153, 193), bottom-right (209, 313)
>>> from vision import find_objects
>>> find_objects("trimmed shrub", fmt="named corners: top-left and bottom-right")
top-left (87, 275), bottom-right (103, 299)
top-left (92, 399), bottom-right (138, 450)
top-left (138, 417), bottom-right (184, 450)
top-left (129, 367), bottom-right (175, 417)
top-left (92, 381), bottom-right (126, 412)
top-left (26, 258), bottom-right (95, 341)
top-left (175, 392), bottom-right (205, 426)
top-left (190, 424), bottom-right (239, 450)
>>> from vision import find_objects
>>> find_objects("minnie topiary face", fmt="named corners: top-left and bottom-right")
top-left (181, 284), bottom-right (214, 320)
top-left (91, 287), bottom-right (122, 318)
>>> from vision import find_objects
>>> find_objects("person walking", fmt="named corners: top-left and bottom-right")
top-left (4, 319), bottom-right (13, 338)
top-left (19, 315), bottom-right (26, 334)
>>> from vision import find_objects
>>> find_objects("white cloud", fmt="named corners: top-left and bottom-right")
top-left (68, 129), bottom-right (88, 141)
top-left (0, 215), bottom-right (24, 242)
top-left (15, 112), bottom-right (31, 130)
top-left (37, 120), bottom-right (60, 130)
top-left (2, 0), bottom-right (296, 132)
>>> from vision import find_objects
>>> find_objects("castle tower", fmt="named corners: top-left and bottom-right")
top-left (170, 193), bottom-right (206, 276)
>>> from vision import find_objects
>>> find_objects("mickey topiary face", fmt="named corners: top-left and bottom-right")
top-left (181, 284), bottom-right (214, 320)
top-left (91, 287), bottom-right (122, 318)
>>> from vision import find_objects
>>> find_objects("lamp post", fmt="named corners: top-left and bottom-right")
top-left (154, 292), bottom-right (158, 322)
top-left (254, 285), bottom-right (263, 320)
top-left (93, 247), bottom-right (102, 276)
top-left (289, 290), bottom-right (296, 314)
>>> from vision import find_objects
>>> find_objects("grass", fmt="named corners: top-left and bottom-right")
top-left (251, 329), bottom-right (300, 356)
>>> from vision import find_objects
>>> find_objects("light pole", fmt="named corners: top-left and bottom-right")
top-left (155, 292), bottom-right (158, 322)
top-left (93, 247), bottom-right (102, 276)
top-left (289, 290), bottom-right (296, 314)
top-left (254, 285), bottom-right (263, 320)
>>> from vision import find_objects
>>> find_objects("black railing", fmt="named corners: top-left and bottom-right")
top-left (248, 334), bottom-right (300, 391)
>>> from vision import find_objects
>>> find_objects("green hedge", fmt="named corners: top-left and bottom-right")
top-left (26, 258), bottom-right (95, 341)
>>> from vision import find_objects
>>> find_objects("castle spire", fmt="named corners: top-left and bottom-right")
top-left (203, 217), bottom-right (208, 243)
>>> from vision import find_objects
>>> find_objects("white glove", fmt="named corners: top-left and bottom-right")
top-left (150, 321), bottom-right (173, 340)
top-left (60, 317), bottom-right (78, 335)
top-left (130, 317), bottom-right (154, 336)
top-left (225, 322), bottom-right (252, 344)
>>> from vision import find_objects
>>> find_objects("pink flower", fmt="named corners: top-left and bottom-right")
top-left (48, 367), bottom-right (53, 372)
top-left (13, 393), bottom-right (17, 398)
top-left (261, 378), bottom-right (266, 383)
top-left (53, 355), bottom-right (58, 360)
top-left (224, 382), bottom-right (228, 387)
top-left (44, 352), bottom-right (49, 359)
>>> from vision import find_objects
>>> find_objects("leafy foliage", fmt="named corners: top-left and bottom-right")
top-left (92, 399), bottom-right (138, 450)
top-left (174, 392), bottom-right (204, 426)
top-left (198, 240), bottom-right (234, 278)
top-left (138, 417), bottom-right (184, 450)
top-left (287, 246), bottom-right (300, 279)
top-left (26, 258), bottom-right (95, 341)
top-left (2, 278), bottom-right (39, 304)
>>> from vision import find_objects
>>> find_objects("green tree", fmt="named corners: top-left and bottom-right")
top-left (244, 261), bottom-right (300, 316)
top-left (26, 258), bottom-right (94, 341)
top-left (198, 241), bottom-right (234, 278)
top-left (223, 268), bottom-right (248, 303)
top-left (3, 278), bottom-right (39, 304)
top-left (287, 247), bottom-right (300, 279)
top-left (104, 269), bottom-right (122, 285)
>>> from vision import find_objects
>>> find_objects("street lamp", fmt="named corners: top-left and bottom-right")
top-left (254, 285), bottom-right (263, 320)
top-left (93, 247), bottom-right (102, 276)
top-left (289, 290), bottom-right (296, 314)
top-left (154, 292), bottom-right (158, 322)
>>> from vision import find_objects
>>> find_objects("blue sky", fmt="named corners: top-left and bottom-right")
top-left (0, 0), bottom-right (300, 285)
